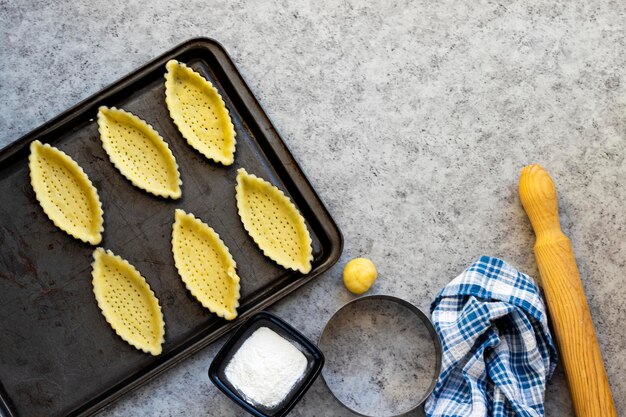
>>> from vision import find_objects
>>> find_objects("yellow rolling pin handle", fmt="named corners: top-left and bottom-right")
top-left (519, 164), bottom-right (616, 417)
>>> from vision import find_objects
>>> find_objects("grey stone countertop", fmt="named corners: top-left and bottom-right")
top-left (1, 0), bottom-right (626, 416)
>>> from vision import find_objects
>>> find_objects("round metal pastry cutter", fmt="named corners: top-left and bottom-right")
top-left (319, 295), bottom-right (442, 417)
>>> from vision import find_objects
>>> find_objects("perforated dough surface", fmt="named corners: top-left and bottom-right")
top-left (91, 248), bottom-right (165, 356)
top-left (171, 209), bottom-right (240, 320)
top-left (97, 106), bottom-right (182, 199)
top-left (28, 140), bottom-right (104, 245)
top-left (164, 60), bottom-right (236, 165)
top-left (236, 168), bottom-right (312, 273)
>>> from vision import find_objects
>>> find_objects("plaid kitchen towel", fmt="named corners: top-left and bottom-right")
top-left (425, 256), bottom-right (557, 417)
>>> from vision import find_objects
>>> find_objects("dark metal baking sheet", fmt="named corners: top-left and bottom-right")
top-left (0, 38), bottom-right (342, 417)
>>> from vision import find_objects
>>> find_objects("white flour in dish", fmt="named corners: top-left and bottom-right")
top-left (225, 327), bottom-right (308, 408)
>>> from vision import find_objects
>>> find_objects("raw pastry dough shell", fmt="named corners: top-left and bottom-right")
top-left (91, 248), bottom-right (165, 356)
top-left (164, 60), bottom-right (236, 165)
top-left (235, 168), bottom-right (313, 274)
top-left (97, 106), bottom-right (182, 199)
top-left (171, 209), bottom-right (240, 320)
top-left (28, 140), bottom-right (104, 245)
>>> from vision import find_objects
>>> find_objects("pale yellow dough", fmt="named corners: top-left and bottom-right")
top-left (97, 106), bottom-right (182, 199)
top-left (164, 60), bottom-right (236, 165)
top-left (235, 168), bottom-right (313, 274)
top-left (91, 248), bottom-right (165, 355)
top-left (343, 258), bottom-right (377, 294)
top-left (171, 209), bottom-right (240, 320)
top-left (28, 140), bottom-right (104, 245)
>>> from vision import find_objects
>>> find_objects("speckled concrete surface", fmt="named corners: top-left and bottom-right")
top-left (1, 0), bottom-right (626, 416)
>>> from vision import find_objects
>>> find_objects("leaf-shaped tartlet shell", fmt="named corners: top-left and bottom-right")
top-left (164, 60), bottom-right (236, 165)
top-left (236, 168), bottom-right (313, 274)
top-left (171, 209), bottom-right (240, 320)
top-left (28, 140), bottom-right (104, 245)
top-left (97, 106), bottom-right (182, 199)
top-left (91, 248), bottom-right (165, 355)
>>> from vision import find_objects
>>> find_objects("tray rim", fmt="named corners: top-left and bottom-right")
top-left (0, 37), bottom-right (343, 417)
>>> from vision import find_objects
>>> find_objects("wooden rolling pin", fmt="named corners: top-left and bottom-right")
top-left (519, 164), bottom-right (616, 417)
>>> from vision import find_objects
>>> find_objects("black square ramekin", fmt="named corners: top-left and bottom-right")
top-left (208, 311), bottom-right (324, 417)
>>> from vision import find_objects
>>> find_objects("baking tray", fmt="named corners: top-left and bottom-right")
top-left (0, 38), bottom-right (342, 417)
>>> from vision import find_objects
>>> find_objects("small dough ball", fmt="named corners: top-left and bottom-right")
top-left (343, 258), bottom-right (377, 294)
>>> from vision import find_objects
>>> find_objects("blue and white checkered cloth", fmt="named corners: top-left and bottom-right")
top-left (425, 256), bottom-right (558, 417)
